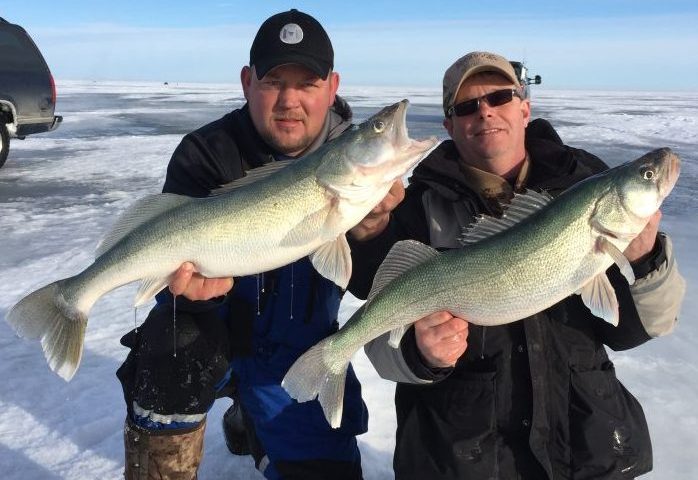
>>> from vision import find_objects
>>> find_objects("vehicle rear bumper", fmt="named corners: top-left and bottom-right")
top-left (15, 115), bottom-right (62, 137)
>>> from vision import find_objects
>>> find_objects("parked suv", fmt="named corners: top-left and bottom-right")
top-left (0, 17), bottom-right (62, 168)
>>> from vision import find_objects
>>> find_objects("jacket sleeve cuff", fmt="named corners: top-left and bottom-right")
top-left (630, 233), bottom-right (667, 280)
top-left (629, 233), bottom-right (686, 337)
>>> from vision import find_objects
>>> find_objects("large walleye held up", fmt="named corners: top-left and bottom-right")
top-left (6, 100), bottom-right (438, 381)
top-left (282, 148), bottom-right (681, 429)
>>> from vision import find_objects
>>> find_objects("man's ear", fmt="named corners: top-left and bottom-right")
top-left (328, 71), bottom-right (340, 105)
top-left (443, 117), bottom-right (454, 137)
top-left (521, 99), bottom-right (531, 127)
top-left (241, 66), bottom-right (252, 99)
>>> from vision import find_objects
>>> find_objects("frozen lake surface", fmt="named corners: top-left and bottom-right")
top-left (0, 81), bottom-right (696, 479)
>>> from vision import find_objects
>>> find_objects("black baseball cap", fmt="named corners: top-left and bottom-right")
top-left (250, 9), bottom-right (334, 80)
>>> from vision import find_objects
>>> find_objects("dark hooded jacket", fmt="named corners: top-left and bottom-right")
top-left (117, 98), bottom-right (368, 475)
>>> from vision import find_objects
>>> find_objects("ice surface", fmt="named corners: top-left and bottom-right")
top-left (0, 81), bottom-right (695, 479)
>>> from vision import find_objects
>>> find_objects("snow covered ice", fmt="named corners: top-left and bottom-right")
top-left (0, 81), bottom-right (696, 479)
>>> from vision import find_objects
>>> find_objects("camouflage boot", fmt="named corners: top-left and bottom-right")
top-left (124, 418), bottom-right (205, 480)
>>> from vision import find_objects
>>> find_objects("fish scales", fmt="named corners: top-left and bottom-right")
top-left (7, 99), bottom-right (438, 381)
top-left (282, 148), bottom-right (681, 428)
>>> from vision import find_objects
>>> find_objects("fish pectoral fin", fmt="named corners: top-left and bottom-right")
top-left (577, 274), bottom-right (619, 326)
top-left (596, 236), bottom-right (636, 285)
top-left (134, 276), bottom-right (170, 307)
top-left (96, 193), bottom-right (194, 257)
top-left (366, 240), bottom-right (440, 306)
top-left (388, 326), bottom-right (407, 349)
top-left (280, 204), bottom-right (334, 247)
top-left (310, 234), bottom-right (352, 289)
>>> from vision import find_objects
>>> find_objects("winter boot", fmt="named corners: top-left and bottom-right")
top-left (124, 418), bottom-right (205, 480)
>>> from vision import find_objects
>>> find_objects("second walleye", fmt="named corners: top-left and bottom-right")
top-left (282, 148), bottom-right (681, 428)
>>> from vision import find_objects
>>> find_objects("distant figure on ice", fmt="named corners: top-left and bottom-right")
top-left (348, 51), bottom-right (686, 480)
top-left (117, 9), bottom-right (369, 480)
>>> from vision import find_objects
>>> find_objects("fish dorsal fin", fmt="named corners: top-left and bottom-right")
top-left (210, 160), bottom-right (295, 196)
top-left (366, 240), bottom-right (440, 306)
top-left (576, 273), bottom-right (619, 326)
top-left (460, 189), bottom-right (553, 245)
top-left (96, 193), bottom-right (194, 257)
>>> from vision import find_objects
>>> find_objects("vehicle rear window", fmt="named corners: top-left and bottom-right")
top-left (0, 27), bottom-right (46, 73)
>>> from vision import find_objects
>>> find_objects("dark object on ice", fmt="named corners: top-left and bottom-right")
top-left (0, 17), bottom-right (62, 169)
top-left (222, 398), bottom-right (252, 456)
top-left (510, 61), bottom-right (542, 99)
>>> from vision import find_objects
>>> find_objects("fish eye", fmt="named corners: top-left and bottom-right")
top-left (373, 121), bottom-right (385, 133)
top-left (641, 167), bottom-right (655, 181)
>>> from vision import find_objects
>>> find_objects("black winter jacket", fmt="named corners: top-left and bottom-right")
top-left (349, 131), bottom-right (654, 480)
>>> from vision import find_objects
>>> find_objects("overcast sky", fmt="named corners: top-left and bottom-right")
top-left (4, 0), bottom-right (698, 90)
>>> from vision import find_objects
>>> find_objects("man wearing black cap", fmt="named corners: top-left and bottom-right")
top-left (116, 10), bottom-right (367, 480)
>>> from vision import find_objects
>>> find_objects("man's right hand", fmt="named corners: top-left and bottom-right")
top-left (349, 180), bottom-right (405, 241)
top-left (169, 262), bottom-right (234, 301)
top-left (414, 311), bottom-right (469, 368)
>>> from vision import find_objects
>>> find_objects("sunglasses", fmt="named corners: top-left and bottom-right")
top-left (447, 88), bottom-right (523, 118)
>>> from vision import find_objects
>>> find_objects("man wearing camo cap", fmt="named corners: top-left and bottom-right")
top-left (348, 50), bottom-right (685, 479)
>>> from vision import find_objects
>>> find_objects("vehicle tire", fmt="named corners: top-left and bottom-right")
top-left (0, 123), bottom-right (9, 169)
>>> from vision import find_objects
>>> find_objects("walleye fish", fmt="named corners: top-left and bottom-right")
top-left (282, 148), bottom-right (681, 428)
top-left (7, 100), bottom-right (438, 381)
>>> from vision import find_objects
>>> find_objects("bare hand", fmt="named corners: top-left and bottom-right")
top-left (349, 180), bottom-right (405, 241)
top-left (414, 311), bottom-right (469, 368)
top-left (624, 210), bottom-right (661, 263)
top-left (169, 262), bottom-right (234, 301)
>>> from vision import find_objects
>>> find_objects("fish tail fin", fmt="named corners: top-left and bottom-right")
top-left (282, 336), bottom-right (348, 429)
top-left (6, 281), bottom-right (87, 381)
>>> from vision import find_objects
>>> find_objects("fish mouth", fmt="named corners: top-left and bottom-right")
top-left (656, 148), bottom-right (681, 199)
top-left (389, 99), bottom-right (438, 165)
top-left (355, 99), bottom-right (438, 182)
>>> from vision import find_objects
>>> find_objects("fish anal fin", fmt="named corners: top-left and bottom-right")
top-left (388, 325), bottom-right (407, 349)
top-left (134, 276), bottom-right (170, 307)
top-left (577, 273), bottom-right (619, 326)
top-left (310, 234), bottom-right (352, 289)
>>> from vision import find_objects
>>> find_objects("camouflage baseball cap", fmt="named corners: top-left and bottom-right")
top-left (442, 51), bottom-right (520, 115)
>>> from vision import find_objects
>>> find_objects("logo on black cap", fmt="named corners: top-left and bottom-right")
top-left (280, 23), bottom-right (304, 44)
